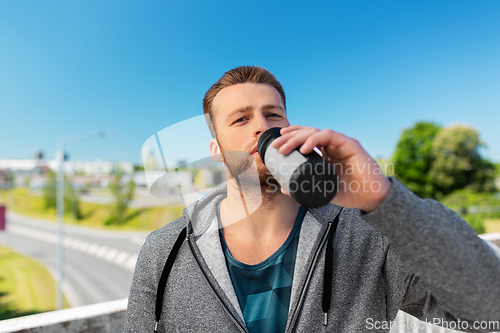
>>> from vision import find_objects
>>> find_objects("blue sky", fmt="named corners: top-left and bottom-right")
top-left (1, 0), bottom-right (499, 166)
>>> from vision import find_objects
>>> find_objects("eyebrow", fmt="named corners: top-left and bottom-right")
top-left (225, 104), bottom-right (285, 123)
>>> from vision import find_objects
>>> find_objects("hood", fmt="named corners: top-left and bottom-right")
top-left (181, 182), bottom-right (228, 238)
top-left (179, 179), bottom-right (345, 328)
top-left (181, 180), bottom-right (342, 237)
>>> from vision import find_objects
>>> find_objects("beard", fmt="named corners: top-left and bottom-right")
top-left (220, 148), bottom-right (282, 206)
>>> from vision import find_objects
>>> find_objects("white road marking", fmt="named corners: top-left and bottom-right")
top-left (125, 255), bottom-right (138, 271)
top-left (131, 235), bottom-right (147, 246)
top-left (32, 232), bottom-right (45, 240)
top-left (114, 251), bottom-right (129, 265)
top-left (47, 235), bottom-right (58, 243)
top-left (64, 237), bottom-right (76, 247)
top-left (78, 241), bottom-right (90, 252)
top-left (104, 248), bottom-right (118, 262)
top-left (86, 243), bottom-right (100, 255)
top-left (95, 246), bottom-right (109, 258)
top-left (7, 224), bottom-right (140, 270)
top-left (39, 234), bottom-right (52, 242)
top-left (69, 239), bottom-right (82, 250)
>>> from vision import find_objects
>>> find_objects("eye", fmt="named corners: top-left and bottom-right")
top-left (267, 113), bottom-right (282, 118)
top-left (233, 117), bottom-right (246, 124)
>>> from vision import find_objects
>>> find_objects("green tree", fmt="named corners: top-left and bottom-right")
top-left (105, 170), bottom-right (136, 225)
top-left (133, 164), bottom-right (145, 172)
top-left (42, 170), bottom-right (82, 220)
top-left (392, 122), bottom-right (442, 198)
top-left (42, 170), bottom-right (57, 210)
top-left (462, 214), bottom-right (486, 234)
top-left (429, 125), bottom-right (496, 198)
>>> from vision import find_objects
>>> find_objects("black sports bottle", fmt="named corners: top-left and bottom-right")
top-left (257, 127), bottom-right (338, 208)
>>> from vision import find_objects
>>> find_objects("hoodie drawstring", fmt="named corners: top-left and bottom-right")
top-left (322, 209), bottom-right (342, 326)
top-left (153, 227), bottom-right (187, 332)
top-left (152, 209), bottom-right (342, 331)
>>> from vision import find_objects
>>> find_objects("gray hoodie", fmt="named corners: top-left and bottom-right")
top-left (124, 177), bottom-right (500, 332)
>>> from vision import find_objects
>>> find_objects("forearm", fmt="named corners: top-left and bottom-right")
top-left (361, 177), bottom-right (500, 321)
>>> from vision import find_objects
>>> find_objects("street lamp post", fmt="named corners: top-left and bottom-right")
top-left (56, 131), bottom-right (112, 310)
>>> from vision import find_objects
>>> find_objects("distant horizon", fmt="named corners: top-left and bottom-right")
top-left (2, 119), bottom-right (499, 165)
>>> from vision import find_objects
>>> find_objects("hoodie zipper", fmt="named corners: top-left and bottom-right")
top-left (185, 207), bottom-right (340, 333)
top-left (284, 218), bottom-right (336, 333)
top-left (187, 236), bottom-right (248, 333)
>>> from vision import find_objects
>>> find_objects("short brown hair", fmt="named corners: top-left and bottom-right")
top-left (203, 66), bottom-right (286, 138)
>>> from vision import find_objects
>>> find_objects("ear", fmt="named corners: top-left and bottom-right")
top-left (209, 138), bottom-right (224, 162)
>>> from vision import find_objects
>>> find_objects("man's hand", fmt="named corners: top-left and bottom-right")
top-left (271, 125), bottom-right (392, 213)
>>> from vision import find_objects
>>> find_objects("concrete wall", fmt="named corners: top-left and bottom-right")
top-left (0, 299), bottom-right (127, 333)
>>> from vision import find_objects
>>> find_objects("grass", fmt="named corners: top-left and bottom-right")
top-left (0, 188), bottom-right (184, 231)
top-left (0, 245), bottom-right (69, 320)
top-left (1, 187), bottom-right (498, 233)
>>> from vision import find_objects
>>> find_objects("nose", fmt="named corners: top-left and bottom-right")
top-left (253, 112), bottom-right (272, 137)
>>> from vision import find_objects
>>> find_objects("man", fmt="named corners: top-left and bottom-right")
top-left (124, 66), bottom-right (500, 332)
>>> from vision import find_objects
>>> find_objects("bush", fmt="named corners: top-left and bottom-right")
top-left (105, 170), bottom-right (135, 225)
top-left (42, 170), bottom-right (82, 220)
top-left (461, 214), bottom-right (486, 234)
top-left (440, 188), bottom-right (500, 208)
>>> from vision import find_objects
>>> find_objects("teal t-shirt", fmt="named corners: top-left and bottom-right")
top-left (217, 199), bottom-right (307, 333)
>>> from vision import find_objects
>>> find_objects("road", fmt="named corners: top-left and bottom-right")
top-left (0, 211), bottom-right (151, 307)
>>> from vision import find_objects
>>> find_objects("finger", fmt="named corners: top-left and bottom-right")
top-left (299, 129), bottom-right (339, 154)
top-left (280, 125), bottom-right (303, 135)
top-left (300, 130), bottom-right (359, 159)
top-left (275, 128), bottom-right (319, 155)
top-left (272, 125), bottom-right (310, 149)
top-left (272, 127), bottom-right (317, 150)
top-left (272, 125), bottom-right (305, 148)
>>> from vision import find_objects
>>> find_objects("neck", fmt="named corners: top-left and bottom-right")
top-left (220, 177), bottom-right (300, 242)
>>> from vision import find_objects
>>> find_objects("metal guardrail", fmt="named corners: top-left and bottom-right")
top-left (0, 235), bottom-right (499, 333)
top-left (482, 233), bottom-right (500, 248)
top-left (453, 206), bottom-right (500, 214)
top-left (0, 299), bottom-right (127, 333)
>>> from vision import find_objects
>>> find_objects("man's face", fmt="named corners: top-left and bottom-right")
top-left (210, 83), bottom-right (290, 185)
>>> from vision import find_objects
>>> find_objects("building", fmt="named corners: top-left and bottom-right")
top-left (0, 159), bottom-right (134, 188)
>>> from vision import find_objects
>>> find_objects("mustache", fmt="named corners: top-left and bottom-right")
top-left (247, 141), bottom-right (259, 154)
